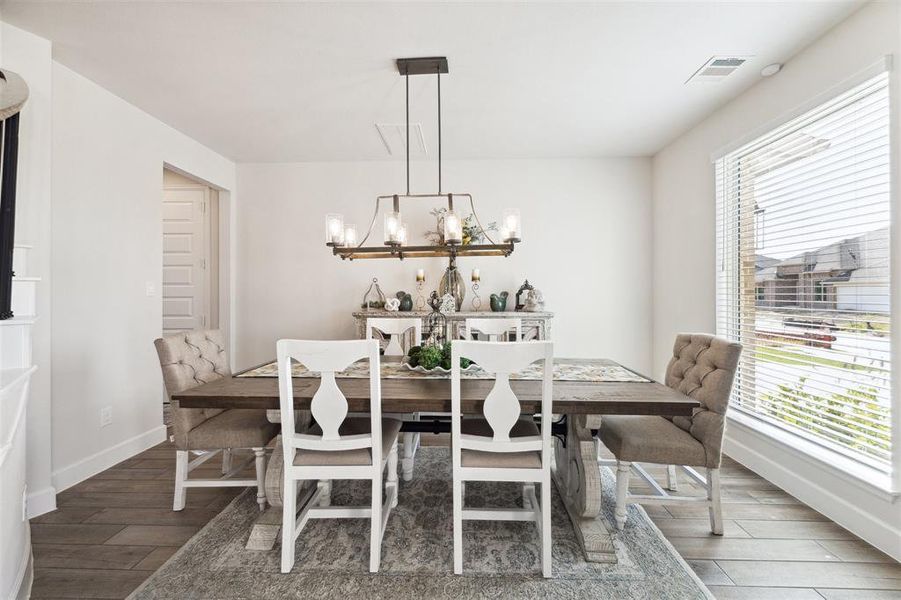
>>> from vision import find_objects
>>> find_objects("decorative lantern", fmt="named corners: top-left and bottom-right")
top-left (425, 291), bottom-right (448, 344)
top-left (361, 277), bottom-right (387, 310)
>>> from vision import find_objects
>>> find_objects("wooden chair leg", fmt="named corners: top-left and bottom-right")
top-left (615, 461), bottom-right (631, 531)
top-left (541, 477), bottom-right (552, 578)
top-left (173, 450), bottom-right (188, 511)
top-left (666, 464), bottom-right (678, 491)
top-left (707, 467), bottom-right (723, 535)
top-left (280, 477), bottom-right (296, 573)
top-left (369, 476), bottom-right (382, 573)
top-left (452, 477), bottom-right (464, 575)
top-left (253, 448), bottom-right (267, 511)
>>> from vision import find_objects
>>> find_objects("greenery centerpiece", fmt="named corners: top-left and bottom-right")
top-left (405, 342), bottom-right (473, 372)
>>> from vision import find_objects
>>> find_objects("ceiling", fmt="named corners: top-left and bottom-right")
top-left (1, 1), bottom-right (863, 162)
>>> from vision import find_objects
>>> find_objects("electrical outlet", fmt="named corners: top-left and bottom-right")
top-left (100, 406), bottom-right (113, 427)
top-left (145, 281), bottom-right (156, 297)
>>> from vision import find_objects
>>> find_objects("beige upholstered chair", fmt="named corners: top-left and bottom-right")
top-left (598, 333), bottom-right (741, 534)
top-left (155, 330), bottom-right (278, 512)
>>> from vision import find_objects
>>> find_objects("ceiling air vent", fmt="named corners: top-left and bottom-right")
top-left (375, 123), bottom-right (428, 156)
top-left (686, 56), bottom-right (752, 84)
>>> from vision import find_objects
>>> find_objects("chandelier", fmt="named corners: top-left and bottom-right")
top-left (324, 57), bottom-right (521, 261)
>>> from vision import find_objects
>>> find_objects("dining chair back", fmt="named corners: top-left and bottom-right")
top-left (276, 339), bottom-right (400, 573)
top-left (366, 317), bottom-right (422, 356)
top-left (464, 317), bottom-right (522, 341)
top-left (451, 340), bottom-right (554, 577)
top-left (155, 330), bottom-right (276, 512)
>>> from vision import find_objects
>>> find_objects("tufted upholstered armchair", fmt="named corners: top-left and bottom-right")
top-left (155, 330), bottom-right (278, 511)
top-left (598, 333), bottom-right (741, 534)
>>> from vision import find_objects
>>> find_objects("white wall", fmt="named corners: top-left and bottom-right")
top-left (1, 23), bottom-right (54, 517)
top-left (236, 158), bottom-right (652, 371)
top-left (50, 63), bottom-right (236, 491)
top-left (651, 0), bottom-right (901, 559)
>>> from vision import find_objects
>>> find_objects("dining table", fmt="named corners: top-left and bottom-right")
top-left (173, 357), bottom-right (698, 564)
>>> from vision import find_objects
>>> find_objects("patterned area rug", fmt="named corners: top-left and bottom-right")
top-left (238, 359), bottom-right (650, 382)
top-left (129, 448), bottom-right (710, 599)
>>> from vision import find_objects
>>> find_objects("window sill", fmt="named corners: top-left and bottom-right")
top-left (727, 409), bottom-right (899, 501)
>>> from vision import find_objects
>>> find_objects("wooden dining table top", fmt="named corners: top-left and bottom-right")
top-left (173, 358), bottom-right (699, 416)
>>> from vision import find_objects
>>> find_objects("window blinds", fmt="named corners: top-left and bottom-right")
top-left (715, 72), bottom-right (891, 470)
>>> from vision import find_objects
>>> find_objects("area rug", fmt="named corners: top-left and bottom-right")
top-left (128, 448), bottom-right (711, 599)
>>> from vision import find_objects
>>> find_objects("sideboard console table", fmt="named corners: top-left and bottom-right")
top-left (352, 309), bottom-right (553, 347)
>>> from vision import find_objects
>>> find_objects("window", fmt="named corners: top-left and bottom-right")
top-left (716, 72), bottom-right (891, 471)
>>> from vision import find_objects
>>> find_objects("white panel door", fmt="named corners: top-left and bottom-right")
top-left (163, 188), bottom-right (208, 333)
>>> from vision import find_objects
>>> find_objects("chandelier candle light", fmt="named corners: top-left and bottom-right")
top-left (324, 56), bottom-right (521, 266)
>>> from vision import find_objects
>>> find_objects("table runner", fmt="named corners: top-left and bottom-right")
top-left (237, 359), bottom-right (649, 383)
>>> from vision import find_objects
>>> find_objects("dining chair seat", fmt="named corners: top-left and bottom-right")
top-left (184, 409), bottom-right (278, 451)
top-left (460, 418), bottom-right (541, 468)
top-left (599, 415), bottom-right (708, 468)
top-left (293, 417), bottom-right (402, 466)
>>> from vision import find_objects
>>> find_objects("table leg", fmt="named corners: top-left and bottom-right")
top-left (245, 410), bottom-right (313, 551)
top-left (552, 414), bottom-right (617, 563)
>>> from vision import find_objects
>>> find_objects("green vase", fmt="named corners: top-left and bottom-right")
top-left (489, 291), bottom-right (508, 312)
top-left (399, 293), bottom-right (413, 311)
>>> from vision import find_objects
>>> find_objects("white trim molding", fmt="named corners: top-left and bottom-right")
top-left (12, 526), bottom-right (32, 600)
top-left (52, 425), bottom-right (167, 493)
top-left (725, 413), bottom-right (901, 561)
top-left (26, 485), bottom-right (57, 519)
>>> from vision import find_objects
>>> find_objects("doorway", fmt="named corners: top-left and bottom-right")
top-left (162, 168), bottom-right (219, 333)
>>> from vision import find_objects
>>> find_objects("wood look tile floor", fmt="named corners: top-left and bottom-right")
top-left (29, 438), bottom-right (900, 599)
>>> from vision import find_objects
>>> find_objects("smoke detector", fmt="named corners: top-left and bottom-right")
top-left (375, 123), bottom-right (428, 156)
top-left (686, 56), bottom-right (752, 83)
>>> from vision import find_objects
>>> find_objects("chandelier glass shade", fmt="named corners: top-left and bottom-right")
top-left (325, 57), bottom-right (520, 261)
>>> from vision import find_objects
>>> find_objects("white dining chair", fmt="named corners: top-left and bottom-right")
top-left (451, 340), bottom-right (554, 578)
top-left (276, 339), bottom-right (400, 573)
top-left (465, 317), bottom-right (522, 342)
top-left (366, 317), bottom-right (422, 357)
top-left (367, 317), bottom-right (422, 481)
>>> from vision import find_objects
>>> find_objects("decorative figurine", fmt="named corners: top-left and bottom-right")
top-left (385, 297), bottom-right (400, 312)
top-left (438, 256), bottom-right (466, 309)
top-left (523, 287), bottom-right (545, 312)
top-left (515, 279), bottom-right (534, 311)
top-left (415, 270), bottom-right (426, 310)
top-left (396, 291), bottom-right (414, 312)
top-left (490, 291), bottom-right (509, 312)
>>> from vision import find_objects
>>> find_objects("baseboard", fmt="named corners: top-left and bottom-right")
top-left (26, 485), bottom-right (57, 519)
top-left (12, 524), bottom-right (32, 600)
top-left (52, 425), bottom-right (167, 493)
top-left (724, 417), bottom-right (901, 561)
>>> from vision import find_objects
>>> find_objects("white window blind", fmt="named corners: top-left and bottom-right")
top-left (716, 71), bottom-right (891, 471)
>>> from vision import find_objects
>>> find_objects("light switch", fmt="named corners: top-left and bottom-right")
top-left (145, 282), bottom-right (156, 297)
